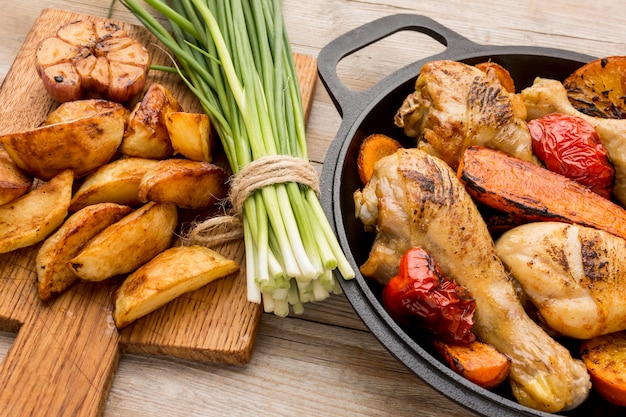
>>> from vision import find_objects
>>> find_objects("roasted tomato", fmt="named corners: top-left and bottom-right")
top-left (382, 247), bottom-right (476, 345)
top-left (528, 113), bottom-right (615, 198)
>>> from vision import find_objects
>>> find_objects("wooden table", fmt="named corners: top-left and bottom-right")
top-left (1, 1), bottom-right (625, 416)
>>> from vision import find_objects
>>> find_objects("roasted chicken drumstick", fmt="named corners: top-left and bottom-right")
top-left (354, 148), bottom-right (590, 412)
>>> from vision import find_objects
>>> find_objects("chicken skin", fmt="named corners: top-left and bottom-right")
top-left (354, 148), bottom-right (590, 412)
top-left (394, 60), bottom-right (533, 170)
top-left (496, 221), bottom-right (626, 339)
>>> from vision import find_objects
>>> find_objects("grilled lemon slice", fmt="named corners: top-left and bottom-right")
top-left (564, 56), bottom-right (626, 119)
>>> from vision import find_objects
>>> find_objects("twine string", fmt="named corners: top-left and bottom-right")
top-left (185, 155), bottom-right (320, 247)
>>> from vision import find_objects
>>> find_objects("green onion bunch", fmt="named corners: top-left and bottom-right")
top-left (120, 0), bottom-right (354, 316)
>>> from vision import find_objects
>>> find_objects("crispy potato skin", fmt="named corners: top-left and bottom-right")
top-left (69, 157), bottom-right (160, 212)
top-left (113, 245), bottom-right (239, 328)
top-left (138, 159), bottom-right (228, 209)
top-left (0, 170), bottom-right (73, 253)
top-left (121, 83), bottom-right (182, 159)
top-left (0, 101), bottom-right (126, 180)
top-left (0, 146), bottom-right (33, 205)
top-left (44, 98), bottom-right (129, 125)
top-left (166, 112), bottom-right (214, 162)
top-left (67, 201), bottom-right (178, 281)
top-left (36, 202), bottom-right (133, 300)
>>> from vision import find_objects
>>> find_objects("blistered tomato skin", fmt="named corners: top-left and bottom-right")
top-left (529, 113), bottom-right (615, 198)
top-left (382, 247), bottom-right (476, 345)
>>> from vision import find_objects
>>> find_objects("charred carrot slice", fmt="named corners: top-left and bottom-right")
top-left (458, 145), bottom-right (626, 241)
top-left (432, 338), bottom-right (511, 390)
top-left (357, 133), bottom-right (403, 184)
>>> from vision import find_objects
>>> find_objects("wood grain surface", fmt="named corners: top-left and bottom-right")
top-left (2, 1), bottom-right (626, 417)
top-left (0, 8), bottom-right (317, 417)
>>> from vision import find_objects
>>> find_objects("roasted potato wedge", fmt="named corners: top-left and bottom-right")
top-left (67, 201), bottom-right (178, 281)
top-left (0, 102), bottom-right (126, 180)
top-left (138, 159), bottom-right (228, 209)
top-left (36, 202), bottom-right (133, 300)
top-left (44, 98), bottom-right (129, 125)
top-left (0, 146), bottom-right (33, 205)
top-left (166, 111), bottom-right (214, 162)
top-left (113, 245), bottom-right (239, 328)
top-left (69, 157), bottom-right (161, 212)
top-left (0, 170), bottom-right (73, 254)
top-left (120, 83), bottom-right (182, 159)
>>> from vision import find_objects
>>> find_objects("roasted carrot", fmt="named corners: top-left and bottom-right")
top-left (357, 133), bottom-right (403, 184)
top-left (432, 338), bottom-right (511, 390)
top-left (457, 146), bottom-right (626, 241)
top-left (475, 61), bottom-right (516, 93)
top-left (580, 331), bottom-right (626, 406)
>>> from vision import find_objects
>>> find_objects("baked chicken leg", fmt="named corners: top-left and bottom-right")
top-left (496, 221), bottom-right (626, 339)
top-left (394, 60), bottom-right (533, 170)
top-left (354, 148), bottom-right (590, 412)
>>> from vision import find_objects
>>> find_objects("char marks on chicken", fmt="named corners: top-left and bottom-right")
top-left (394, 60), bottom-right (534, 170)
top-left (354, 148), bottom-right (590, 412)
top-left (496, 221), bottom-right (626, 340)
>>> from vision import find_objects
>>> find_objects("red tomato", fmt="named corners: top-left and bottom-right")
top-left (382, 247), bottom-right (476, 345)
top-left (528, 113), bottom-right (615, 198)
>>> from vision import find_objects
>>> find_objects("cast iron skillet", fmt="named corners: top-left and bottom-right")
top-left (318, 14), bottom-right (623, 417)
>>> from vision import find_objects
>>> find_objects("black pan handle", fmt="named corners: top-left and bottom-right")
top-left (317, 14), bottom-right (481, 118)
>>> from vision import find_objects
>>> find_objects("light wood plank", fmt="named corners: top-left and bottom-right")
top-left (2, 1), bottom-right (626, 417)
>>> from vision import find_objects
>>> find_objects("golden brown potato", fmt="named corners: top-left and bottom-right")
top-left (69, 157), bottom-right (161, 212)
top-left (0, 102), bottom-right (126, 180)
top-left (138, 159), bottom-right (228, 209)
top-left (67, 201), bottom-right (178, 281)
top-left (120, 83), bottom-right (182, 159)
top-left (0, 146), bottom-right (33, 205)
top-left (44, 98), bottom-right (129, 125)
top-left (35, 20), bottom-right (150, 103)
top-left (36, 202), bottom-right (133, 300)
top-left (0, 170), bottom-right (73, 254)
top-left (166, 111), bottom-right (214, 162)
top-left (113, 245), bottom-right (239, 328)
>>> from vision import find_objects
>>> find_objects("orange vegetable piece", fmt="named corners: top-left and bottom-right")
top-left (457, 146), bottom-right (626, 241)
top-left (475, 61), bottom-right (516, 93)
top-left (432, 338), bottom-right (511, 390)
top-left (580, 331), bottom-right (626, 406)
top-left (356, 133), bottom-right (402, 184)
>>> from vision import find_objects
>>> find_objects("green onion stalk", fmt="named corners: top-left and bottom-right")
top-left (120, 0), bottom-right (354, 316)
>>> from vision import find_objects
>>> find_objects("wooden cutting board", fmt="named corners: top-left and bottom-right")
top-left (0, 8), bottom-right (318, 417)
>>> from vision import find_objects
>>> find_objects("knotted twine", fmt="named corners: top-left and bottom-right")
top-left (185, 155), bottom-right (320, 248)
